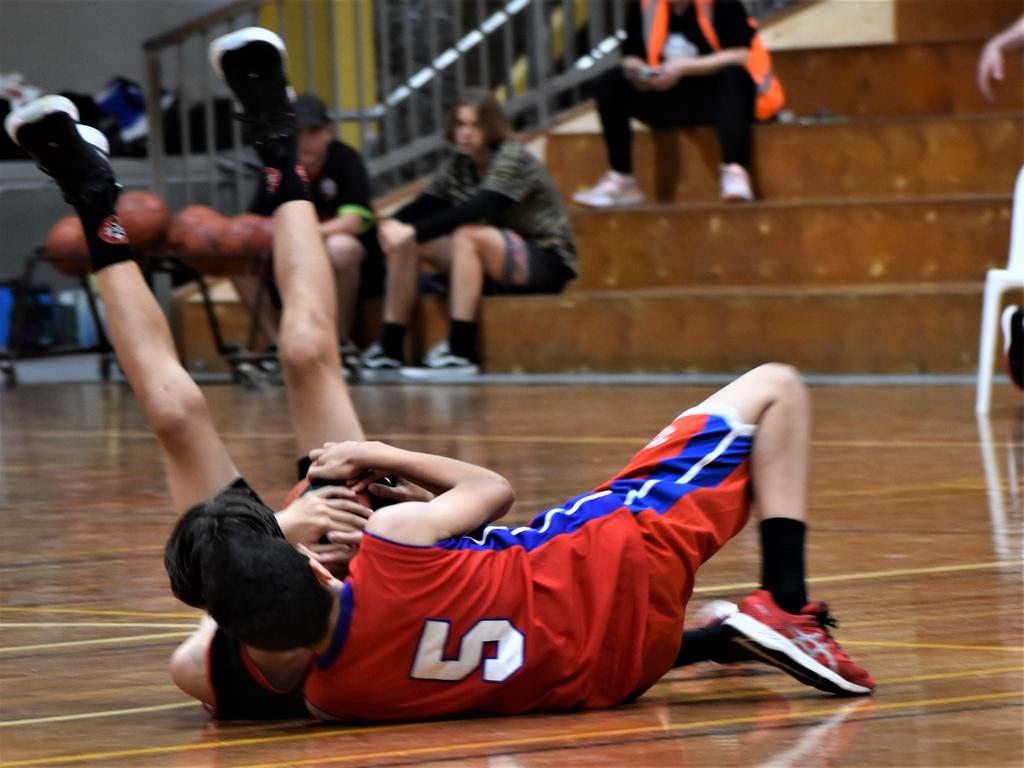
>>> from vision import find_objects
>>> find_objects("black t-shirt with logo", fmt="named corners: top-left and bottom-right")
top-left (250, 139), bottom-right (377, 238)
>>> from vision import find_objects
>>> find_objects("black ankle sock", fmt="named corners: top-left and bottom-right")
top-left (380, 323), bottom-right (406, 362)
top-left (759, 518), bottom-right (808, 614)
top-left (257, 135), bottom-right (312, 211)
top-left (674, 624), bottom-right (750, 667)
top-left (75, 199), bottom-right (135, 272)
top-left (296, 456), bottom-right (312, 482)
top-left (448, 320), bottom-right (478, 361)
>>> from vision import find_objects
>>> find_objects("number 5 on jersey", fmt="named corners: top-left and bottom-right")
top-left (411, 619), bottom-right (524, 683)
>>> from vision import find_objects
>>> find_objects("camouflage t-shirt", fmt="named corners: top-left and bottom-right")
top-left (424, 141), bottom-right (578, 276)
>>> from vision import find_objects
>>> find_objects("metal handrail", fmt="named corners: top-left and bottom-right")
top-left (142, 0), bottom-right (804, 210)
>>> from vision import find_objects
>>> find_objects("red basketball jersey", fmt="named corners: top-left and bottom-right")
top-left (303, 409), bottom-right (754, 720)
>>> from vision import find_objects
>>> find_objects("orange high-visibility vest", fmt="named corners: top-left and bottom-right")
top-left (640, 0), bottom-right (784, 121)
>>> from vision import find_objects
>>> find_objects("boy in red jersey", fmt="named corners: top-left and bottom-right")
top-left (8, 28), bottom-right (873, 722)
top-left (175, 29), bottom-right (872, 717)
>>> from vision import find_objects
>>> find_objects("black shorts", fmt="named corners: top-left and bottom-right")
top-left (483, 229), bottom-right (574, 295)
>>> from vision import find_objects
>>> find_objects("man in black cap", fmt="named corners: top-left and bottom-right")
top-left (246, 92), bottom-right (384, 377)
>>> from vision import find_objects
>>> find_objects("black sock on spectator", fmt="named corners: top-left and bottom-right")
top-left (380, 323), bottom-right (406, 362)
top-left (448, 320), bottom-right (478, 361)
top-left (760, 518), bottom-right (808, 614)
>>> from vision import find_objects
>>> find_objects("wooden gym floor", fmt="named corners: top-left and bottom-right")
top-left (1, 379), bottom-right (1021, 767)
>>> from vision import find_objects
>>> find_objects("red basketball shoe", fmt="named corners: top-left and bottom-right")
top-left (724, 589), bottom-right (874, 696)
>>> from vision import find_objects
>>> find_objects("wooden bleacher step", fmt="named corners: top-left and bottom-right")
top-left (770, 38), bottom-right (1022, 118)
top-left (417, 283), bottom-right (984, 375)
top-left (547, 113), bottom-right (1023, 205)
top-left (568, 195), bottom-right (1012, 290)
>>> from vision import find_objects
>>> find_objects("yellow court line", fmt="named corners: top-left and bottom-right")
top-left (842, 640), bottom-right (1024, 653)
top-left (0, 631), bottom-right (193, 653)
top-left (1, 559), bottom-right (1018, 626)
top-left (693, 559), bottom-right (1024, 596)
top-left (0, 607), bottom-right (198, 619)
top-left (0, 545), bottom-right (164, 566)
top-left (5, 689), bottom-right (1018, 768)
top-left (0, 702), bottom-right (198, 729)
top-left (0, 622), bottom-right (197, 630)
top-left (10, 428), bottom-right (998, 450)
top-left (5, 663), bottom-right (1020, 731)
top-left (662, 665), bottom-right (1024, 705)
top-left (0, 717), bottom-right (459, 767)
top-left (235, 691), bottom-right (1024, 768)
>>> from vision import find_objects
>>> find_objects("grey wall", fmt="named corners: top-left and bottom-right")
top-left (0, 0), bottom-right (232, 94)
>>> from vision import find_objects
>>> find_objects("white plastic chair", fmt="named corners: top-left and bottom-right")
top-left (976, 165), bottom-right (1024, 413)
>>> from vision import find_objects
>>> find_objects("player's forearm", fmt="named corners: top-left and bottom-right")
top-left (669, 48), bottom-right (748, 78)
top-left (360, 442), bottom-right (512, 500)
top-left (989, 17), bottom-right (1024, 54)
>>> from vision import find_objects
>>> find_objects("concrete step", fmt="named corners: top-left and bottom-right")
top-left (548, 113), bottom-right (1023, 205)
top-left (772, 38), bottom-right (1022, 117)
top-left (418, 282), bottom-right (986, 375)
top-left (568, 195), bottom-right (1012, 289)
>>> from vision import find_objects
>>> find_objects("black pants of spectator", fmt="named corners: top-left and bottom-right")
top-left (595, 64), bottom-right (756, 174)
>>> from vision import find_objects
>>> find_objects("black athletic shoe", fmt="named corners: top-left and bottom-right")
top-left (209, 27), bottom-right (295, 162)
top-left (4, 95), bottom-right (119, 208)
top-left (1002, 305), bottom-right (1023, 390)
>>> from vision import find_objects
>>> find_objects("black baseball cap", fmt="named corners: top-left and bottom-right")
top-left (294, 93), bottom-right (330, 127)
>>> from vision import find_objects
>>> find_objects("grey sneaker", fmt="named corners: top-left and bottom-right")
top-left (400, 341), bottom-right (479, 380)
top-left (360, 342), bottom-right (402, 381)
top-left (339, 341), bottom-right (361, 382)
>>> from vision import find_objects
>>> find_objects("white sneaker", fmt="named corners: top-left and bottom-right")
top-left (572, 171), bottom-right (645, 208)
top-left (360, 342), bottom-right (402, 381)
top-left (400, 341), bottom-right (479, 380)
top-left (719, 163), bottom-right (754, 202)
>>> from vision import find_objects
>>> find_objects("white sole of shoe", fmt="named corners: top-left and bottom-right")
top-left (724, 612), bottom-right (872, 696)
top-left (5, 94), bottom-right (78, 144)
top-left (399, 366), bottom-right (479, 381)
top-left (359, 367), bottom-right (402, 382)
top-left (5, 95), bottom-right (110, 155)
top-left (209, 26), bottom-right (288, 77)
top-left (571, 195), bottom-right (644, 209)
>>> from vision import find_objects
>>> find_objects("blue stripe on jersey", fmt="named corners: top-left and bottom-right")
top-left (438, 414), bottom-right (752, 554)
top-left (315, 580), bottom-right (353, 669)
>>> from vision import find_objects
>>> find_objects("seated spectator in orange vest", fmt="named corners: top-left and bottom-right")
top-left (243, 93), bottom-right (384, 376)
top-left (574, 0), bottom-right (783, 207)
top-left (362, 90), bottom-right (578, 378)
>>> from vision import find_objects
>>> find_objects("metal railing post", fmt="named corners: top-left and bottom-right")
top-left (176, 43), bottom-right (193, 205)
top-left (201, 29), bottom-right (218, 209)
top-left (528, 0), bottom-right (551, 123)
top-left (353, 0), bottom-right (369, 151)
top-left (144, 49), bottom-right (167, 201)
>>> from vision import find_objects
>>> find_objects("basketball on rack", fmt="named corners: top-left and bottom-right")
top-left (217, 213), bottom-right (273, 256)
top-left (167, 205), bottom-right (228, 256)
top-left (45, 215), bottom-right (87, 258)
top-left (116, 190), bottom-right (171, 251)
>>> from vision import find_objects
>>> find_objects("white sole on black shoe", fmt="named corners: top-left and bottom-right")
top-left (209, 26), bottom-right (288, 77)
top-left (5, 95), bottom-right (111, 155)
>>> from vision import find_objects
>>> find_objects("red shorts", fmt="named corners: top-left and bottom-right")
top-left (594, 406), bottom-right (755, 687)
